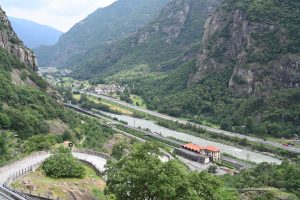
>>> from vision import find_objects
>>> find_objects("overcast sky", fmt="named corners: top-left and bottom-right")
top-left (0, 0), bottom-right (116, 32)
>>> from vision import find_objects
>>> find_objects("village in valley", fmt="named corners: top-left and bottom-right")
top-left (38, 67), bottom-right (127, 96)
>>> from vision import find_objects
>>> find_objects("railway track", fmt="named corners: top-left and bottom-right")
top-left (0, 192), bottom-right (14, 200)
top-left (65, 103), bottom-right (255, 169)
top-left (0, 185), bottom-right (28, 200)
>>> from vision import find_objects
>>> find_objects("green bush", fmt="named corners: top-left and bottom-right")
top-left (42, 151), bottom-right (86, 178)
top-left (29, 72), bottom-right (48, 90)
top-left (24, 134), bottom-right (57, 153)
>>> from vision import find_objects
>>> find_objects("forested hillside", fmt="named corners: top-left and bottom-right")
top-left (70, 0), bottom-right (221, 78)
top-left (0, 8), bottom-right (112, 166)
top-left (71, 0), bottom-right (300, 138)
top-left (146, 0), bottom-right (300, 138)
top-left (34, 0), bottom-right (171, 67)
top-left (31, 0), bottom-right (300, 138)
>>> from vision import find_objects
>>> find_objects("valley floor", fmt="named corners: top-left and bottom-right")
top-left (84, 91), bottom-right (300, 154)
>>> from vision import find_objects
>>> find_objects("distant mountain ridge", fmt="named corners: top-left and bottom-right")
top-left (9, 17), bottom-right (63, 48)
top-left (33, 0), bottom-right (300, 138)
top-left (71, 0), bottom-right (300, 138)
top-left (70, 0), bottom-right (221, 78)
top-left (34, 0), bottom-right (171, 67)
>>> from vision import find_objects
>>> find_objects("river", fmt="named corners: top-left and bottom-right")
top-left (101, 111), bottom-right (282, 164)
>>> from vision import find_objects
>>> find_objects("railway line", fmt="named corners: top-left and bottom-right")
top-left (64, 103), bottom-right (256, 169)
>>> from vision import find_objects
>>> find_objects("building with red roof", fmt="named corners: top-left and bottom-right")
top-left (182, 143), bottom-right (221, 161)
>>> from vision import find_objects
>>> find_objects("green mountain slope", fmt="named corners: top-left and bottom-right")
top-left (0, 8), bottom-right (112, 165)
top-left (72, 0), bottom-right (221, 79)
top-left (134, 0), bottom-right (300, 138)
top-left (73, 0), bottom-right (300, 138)
top-left (34, 0), bottom-right (171, 67)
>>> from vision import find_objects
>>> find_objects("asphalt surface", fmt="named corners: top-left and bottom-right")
top-left (0, 152), bottom-right (50, 185)
top-left (84, 92), bottom-right (300, 154)
top-left (65, 104), bottom-right (267, 167)
top-left (100, 110), bottom-right (281, 164)
top-left (0, 152), bottom-right (107, 185)
top-left (72, 152), bottom-right (107, 172)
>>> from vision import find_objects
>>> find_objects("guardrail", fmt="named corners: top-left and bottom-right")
top-left (0, 185), bottom-right (30, 200)
top-left (0, 151), bottom-right (53, 200)
top-left (2, 184), bottom-right (57, 200)
top-left (1, 150), bottom-right (109, 200)
top-left (4, 164), bottom-right (39, 186)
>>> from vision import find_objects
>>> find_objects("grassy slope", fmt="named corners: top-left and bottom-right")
top-left (11, 165), bottom-right (108, 199)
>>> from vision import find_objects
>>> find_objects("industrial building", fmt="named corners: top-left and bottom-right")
top-left (174, 143), bottom-right (220, 163)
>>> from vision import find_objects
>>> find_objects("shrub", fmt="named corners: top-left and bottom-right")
top-left (42, 151), bottom-right (86, 178)
top-left (29, 72), bottom-right (48, 90)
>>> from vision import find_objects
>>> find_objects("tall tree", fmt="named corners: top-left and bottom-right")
top-left (105, 142), bottom-right (238, 200)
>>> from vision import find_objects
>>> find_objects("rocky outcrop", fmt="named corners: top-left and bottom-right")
top-left (137, 0), bottom-right (191, 44)
top-left (137, 0), bottom-right (220, 45)
top-left (65, 0), bottom-right (221, 79)
top-left (0, 7), bottom-right (37, 71)
top-left (189, 8), bottom-right (300, 96)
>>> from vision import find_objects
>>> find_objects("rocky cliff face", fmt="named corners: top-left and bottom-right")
top-left (0, 8), bottom-right (37, 71)
top-left (189, 5), bottom-right (300, 96)
top-left (68, 0), bottom-right (221, 79)
top-left (137, 0), bottom-right (191, 45)
top-left (137, 0), bottom-right (220, 45)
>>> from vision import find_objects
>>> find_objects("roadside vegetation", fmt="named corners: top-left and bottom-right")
top-left (12, 162), bottom-right (109, 200)
top-left (42, 148), bottom-right (86, 178)
top-left (105, 142), bottom-right (300, 200)
top-left (105, 142), bottom-right (239, 200)
top-left (0, 47), bottom-right (115, 166)
top-left (223, 161), bottom-right (300, 200)
top-left (70, 92), bottom-right (299, 162)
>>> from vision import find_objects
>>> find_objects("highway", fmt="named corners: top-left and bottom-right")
top-left (64, 104), bottom-right (260, 168)
top-left (84, 91), bottom-right (300, 154)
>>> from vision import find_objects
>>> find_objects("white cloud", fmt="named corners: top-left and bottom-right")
top-left (0, 0), bottom-right (116, 32)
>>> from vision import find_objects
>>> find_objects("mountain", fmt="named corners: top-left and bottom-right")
top-left (34, 0), bottom-right (171, 67)
top-left (0, 7), bottom-right (111, 166)
top-left (71, 0), bottom-right (300, 138)
top-left (71, 0), bottom-right (221, 79)
top-left (9, 17), bottom-right (63, 48)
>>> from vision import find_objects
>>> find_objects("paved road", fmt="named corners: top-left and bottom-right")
top-left (84, 92), bottom-right (300, 154)
top-left (65, 104), bottom-right (264, 167)
top-left (0, 152), bottom-right (108, 185)
top-left (72, 152), bottom-right (107, 172)
top-left (0, 152), bottom-right (50, 185)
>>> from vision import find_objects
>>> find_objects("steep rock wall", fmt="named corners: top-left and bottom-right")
top-left (189, 8), bottom-right (300, 96)
top-left (0, 7), bottom-right (37, 71)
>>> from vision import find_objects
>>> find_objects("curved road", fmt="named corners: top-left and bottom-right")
top-left (85, 92), bottom-right (300, 154)
top-left (0, 152), bottom-right (107, 185)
